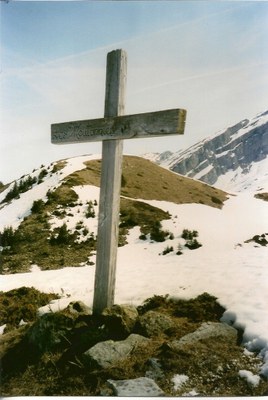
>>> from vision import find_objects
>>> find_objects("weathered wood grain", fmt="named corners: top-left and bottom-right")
top-left (51, 108), bottom-right (186, 144)
top-left (92, 49), bottom-right (127, 315)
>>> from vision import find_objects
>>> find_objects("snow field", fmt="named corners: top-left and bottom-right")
top-left (0, 155), bottom-right (267, 377)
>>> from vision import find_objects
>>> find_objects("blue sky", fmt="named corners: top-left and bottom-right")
top-left (1, 0), bottom-right (268, 183)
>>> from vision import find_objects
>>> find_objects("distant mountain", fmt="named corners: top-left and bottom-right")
top-left (144, 111), bottom-right (268, 192)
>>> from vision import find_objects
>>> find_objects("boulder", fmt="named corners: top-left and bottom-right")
top-left (84, 333), bottom-right (149, 369)
top-left (169, 322), bottom-right (237, 351)
top-left (138, 310), bottom-right (176, 337)
top-left (66, 301), bottom-right (92, 316)
top-left (107, 377), bottom-right (164, 396)
top-left (102, 304), bottom-right (138, 338)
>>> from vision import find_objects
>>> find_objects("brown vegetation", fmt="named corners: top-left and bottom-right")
top-left (0, 291), bottom-right (267, 397)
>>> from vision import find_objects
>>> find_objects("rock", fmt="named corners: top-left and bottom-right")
top-left (169, 322), bottom-right (237, 351)
top-left (84, 333), bottom-right (149, 369)
top-left (102, 304), bottom-right (138, 338)
top-left (107, 377), bottom-right (164, 396)
top-left (153, 112), bottom-right (268, 186)
top-left (66, 301), bottom-right (92, 316)
top-left (145, 357), bottom-right (164, 380)
top-left (138, 310), bottom-right (176, 337)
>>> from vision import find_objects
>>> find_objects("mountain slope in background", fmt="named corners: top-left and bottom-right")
top-left (144, 110), bottom-right (268, 192)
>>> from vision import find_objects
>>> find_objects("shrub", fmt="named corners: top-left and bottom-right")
top-left (82, 228), bottom-right (89, 236)
top-left (182, 229), bottom-right (198, 241)
top-left (2, 182), bottom-right (19, 203)
top-left (31, 199), bottom-right (45, 214)
top-left (75, 221), bottom-right (84, 230)
top-left (50, 223), bottom-right (74, 245)
top-left (139, 234), bottom-right (147, 241)
top-left (0, 226), bottom-right (14, 248)
top-left (38, 169), bottom-right (48, 183)
top-left (0, 226), bottom-right (21, 249)
top-left (119, 210), bottom-right (138, 228)
top-left (150, 221), bottom-right (170, 242)
top-left (185, 238), bottom-right (202, 250)
top-left (85, 201), bottom-right (96, 218)
top-left (162, 245), bottom-right (174, 255)
top-left (181, 229), bottom-right (202, 250)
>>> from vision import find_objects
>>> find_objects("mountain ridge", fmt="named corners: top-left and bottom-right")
top-left (144, 110), bottom-right (268, 192)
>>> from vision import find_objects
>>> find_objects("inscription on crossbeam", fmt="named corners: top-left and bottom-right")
top-left (51, 108), bottom-right (186, 144)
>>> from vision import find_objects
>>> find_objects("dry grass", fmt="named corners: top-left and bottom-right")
top-left (75, 156), bottom-right (228, 208)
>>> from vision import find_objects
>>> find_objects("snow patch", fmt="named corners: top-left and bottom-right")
top-left (172, 374), bottom-right (189, 391)
top-left (238, 370), bottom-right (260, 387)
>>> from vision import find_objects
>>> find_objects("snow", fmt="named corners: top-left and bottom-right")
top-left (214, 156), bottom-right (268, 193)
top-left (0, 324), bottom-right (7, 334)
top-left (0, 155), bottom-right (268, 378)
top-left (0, 154), bottom-right (100, 231)
top-left (193, 164), bottom-right (214, 180)
top-left (228, 111), bottom-right (268, 145)
top-left (238, 370), bottom-right (260, 387)
top-left (171, 374), bottom-right (189, 391)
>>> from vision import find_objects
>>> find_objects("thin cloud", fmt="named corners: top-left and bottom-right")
top-left (131, 61), bottom-right (268, 95)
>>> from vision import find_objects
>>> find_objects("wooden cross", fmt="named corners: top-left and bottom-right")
top-left (51, 49), bottom-right (186, 315)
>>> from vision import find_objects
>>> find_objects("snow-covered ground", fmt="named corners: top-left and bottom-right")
top-left (214, 156), bottom-right (268, 193)
top-left (0, 155), bottom-right (268, 377)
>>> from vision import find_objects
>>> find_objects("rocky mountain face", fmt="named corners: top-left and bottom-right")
top-left (146, 111), bottom-right (268, 188)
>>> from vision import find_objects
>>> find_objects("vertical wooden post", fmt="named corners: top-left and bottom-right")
top-left (93, 50), bottom-right (127, 314)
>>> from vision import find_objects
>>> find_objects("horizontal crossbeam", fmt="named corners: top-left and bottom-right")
top-left (51, 108), bottom-right (186, 144)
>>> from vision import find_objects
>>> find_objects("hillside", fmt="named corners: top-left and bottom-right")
top-left (145, 110), bottom-right (268, 192)
top-left (0, 155), bottom-right (227, 273)
top-left (0, 153), bottom-right (267, 395)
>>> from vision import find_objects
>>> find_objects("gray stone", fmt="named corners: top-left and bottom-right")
top-left (102, 304), bottom-right (138, 337)
top-left (145, 357), bottom-right (165, 380)
top-left (169, 322), bottom-right (237, 351)
top-left (84, 333), bottom-right (149, 369)
top-left (66, 301), bottom-right (92, 315)
top-left (108, 377), bottom-right (164, 396)
top-left (138, 310), bottom-right (176, 337)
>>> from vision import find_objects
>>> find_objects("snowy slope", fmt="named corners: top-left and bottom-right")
top-left (0, 155), bottom-right (268, 377)
top-left (215, 156), bottom-right (268, 193)
top-left (144, 110), bottom-right (268, 193)
top-left (0, 155), bottom-right (100, 231)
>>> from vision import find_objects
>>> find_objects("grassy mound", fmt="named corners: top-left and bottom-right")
top-left (73, 156), bottom-right (228, 208)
